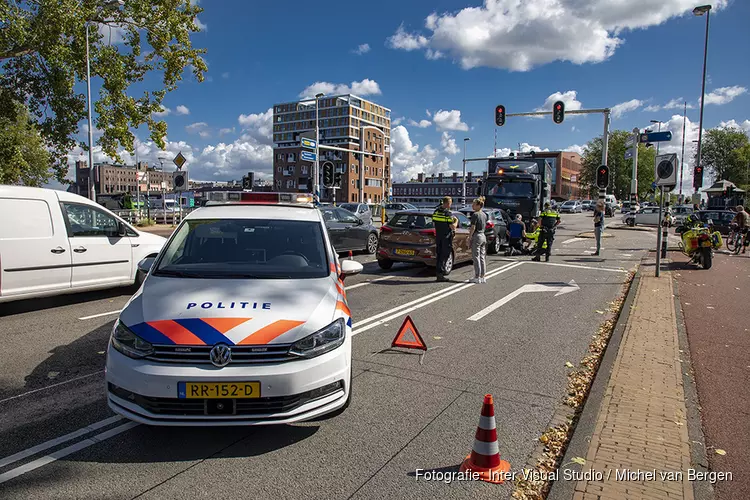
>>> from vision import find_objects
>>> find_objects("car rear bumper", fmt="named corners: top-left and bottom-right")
top-left (105, 337), bottom-right (351, 425)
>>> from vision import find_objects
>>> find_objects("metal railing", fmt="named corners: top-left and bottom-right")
top-left (112, 207), bottom-right (197, 226)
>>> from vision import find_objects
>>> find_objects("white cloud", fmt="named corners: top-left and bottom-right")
top-left (425, 49), bottom-right (444, 60)
top-left (564, 144), bottom-right (585, 156)
top-left (219, 127), bottom-right (236, 136)
top-left (441, 132), bottom-right (460, 155)
top-left (571, 126), bottom-right (577, 132)
top-left (432, 109), bottom-right (469, 131)
top-left (644, 98), bottom-right (694, 112)
top-left (185, 122), bottom-right (209, 134)
top-left (537, 90), bottom-right (583, 113)
top-left (194, 17), bottom-right (207, 31)
top-left (391, 117), bottom-right (404, 126)
top-left (175, 105), bottom-right (190, 115)
top-left (426, 110), bottom-right (432, 117)
top-left (152, 106), bottom-right (171, 118)
top-left (386, 24), bottom-right (429, 51)
top-left (611, 99), bottom-right (642, 119)
top-left (386, 0), bottom-right (728, 71)
top-left (407, 119), bottom-right (432, 128)
top-left (704, 86), bottom-right (747, 105)
top-left (298, 79), bottom-right (381, 98)
top-left (644, 104), bottom-right (661, 112)
top-left (492, 143), bottom-right (549, 158)
top-left (352, 43), bottom-right (371, 55)
top-left (390, 125), bottom-right (452, 181)
top-left (718, 119), bottom-right (750, 134)
top-left (237, 108), bottom-right (273, 144)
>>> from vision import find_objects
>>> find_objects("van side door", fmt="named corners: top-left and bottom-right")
top-left (0, 196), bottom-right (71, 298)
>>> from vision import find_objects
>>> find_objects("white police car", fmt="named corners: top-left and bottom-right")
top-left (105, 192), bottom-right (363, 425)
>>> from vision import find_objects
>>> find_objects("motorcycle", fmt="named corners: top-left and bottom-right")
top-left (677, 216), bottom-right (722, 270)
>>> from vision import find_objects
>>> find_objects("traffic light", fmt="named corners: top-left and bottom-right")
top-left (322, 161), bottom-right (334, 188)
top-left (596, 165), bottom-right (609, 189)
top-left (495, 105), bottom-right (506, 127)
top-left (242, 176), bottom-right (252, 189)
top-left (333, 172), bottom-right (342, 188)
top-left (552, 100), bottom-right (565, 124)
top-left (693, 165), bottom-right (703, 190)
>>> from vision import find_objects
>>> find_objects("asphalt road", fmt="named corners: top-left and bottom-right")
top-left (672, 250), bottom-right (750, 500)
top-left (0, 213), bottom-right (659, 499)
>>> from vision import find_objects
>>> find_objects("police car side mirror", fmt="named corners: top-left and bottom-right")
top-left (137, 257), bottom-right (156, 274)
top-left (339, 259), bottom-right (363, 280)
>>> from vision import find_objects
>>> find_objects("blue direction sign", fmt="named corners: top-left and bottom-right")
top-left (651, 181), bottom-right (658, 190)
top-left (301, 137), bottom-right (317, 150)
top-left (639, 131), bottom-right (672, 143)
top-left (301, 150), bottom-right (317, 162)
top-left (624, 149), bottom-right (634, 160)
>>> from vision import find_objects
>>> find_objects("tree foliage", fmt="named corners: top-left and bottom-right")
top-left (0, 0), bottom-right (207, 184)
top-left (0, 97), bottom-right (52, 185)
top-left (578, 130), bottom-right (656, 200)
top-left (696, 126), bottom-right (750, 188)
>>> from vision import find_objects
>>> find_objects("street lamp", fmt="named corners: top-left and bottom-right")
top-left (314, 93), bottom-right (324, 203)
top-left (462, 138), bottom-right (470, 205)
top-left (157, 153), bottom-right (168, 225)
top-left (693, 4), bottom-right (711, 186)
top-left (84, 0), bottom-right (124, 201)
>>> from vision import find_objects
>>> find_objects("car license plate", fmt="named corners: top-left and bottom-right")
top-left (178, 382), bottom-right (260, 399)
top-left (395, 248), bottom-right (416, 256)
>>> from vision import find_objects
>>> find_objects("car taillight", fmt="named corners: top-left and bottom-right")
top-left (419, 229), bottom-right (436, 236)
top-left (485, 221), bottom-right (494, 229)
top-left (380, 226), bottom-right (393, 233)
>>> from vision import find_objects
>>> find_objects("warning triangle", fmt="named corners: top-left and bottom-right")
top-left (392, 316), bottom-right (427, 351)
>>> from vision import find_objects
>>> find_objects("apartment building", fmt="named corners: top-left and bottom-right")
top-left (272, 94), bottom-right (391, 204)
top-left (72, 161), bottom-right (173, 197)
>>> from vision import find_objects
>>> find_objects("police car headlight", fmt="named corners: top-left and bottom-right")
top-left (288, 318), bottom-right (345, 358)
top-left (111, 319), bottom-right (154, 359)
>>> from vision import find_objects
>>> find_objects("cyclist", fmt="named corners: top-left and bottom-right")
top-left (731, 205), bottom-right (748, 253)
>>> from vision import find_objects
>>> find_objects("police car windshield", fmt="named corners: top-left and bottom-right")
top-left (153, 219), bottom-right (329, 279)
top-left (485, 180), bottom-right (534, 198)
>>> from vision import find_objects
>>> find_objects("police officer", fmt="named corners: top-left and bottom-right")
top-left (533, 202), bottom-right (560, 262)
top-left (432, 196), bottom-right (458, 282)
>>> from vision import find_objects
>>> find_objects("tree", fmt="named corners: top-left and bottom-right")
top-left (695, 126), bottom-right (750, 183)
top-left (578, 130), bottom-right (656, 200)
top-left (0, 100), bottom-right (52, 185)
top-left (0, 0), bottom-right (207, 184)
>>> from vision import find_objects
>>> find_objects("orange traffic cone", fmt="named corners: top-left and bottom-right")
top-left (460, 394), bottom-right (511, 484)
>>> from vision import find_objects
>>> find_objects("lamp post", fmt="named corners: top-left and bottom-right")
top-left (84, 0), bottom-right (124, 202)
top-left (158, 154), bottom-right (167, 225)
top-left (462, 138), bottom-right (470, 205)
top-left (314, 93), bottom-right (324, 203)
top-left (693, 4), bottom-right (712, 185)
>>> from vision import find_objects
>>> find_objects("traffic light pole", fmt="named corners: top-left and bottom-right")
top-left (630, 127), bottom-right (640, 206)
top-left (600, 110), bottom-right (611, 202)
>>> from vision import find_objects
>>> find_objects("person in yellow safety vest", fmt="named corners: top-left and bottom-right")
top-left (524, 225), bottom-right (547, 253)
top-left (432, 196), bottom-right (459, 282)
top-left (533, 202), bottom-right (561, 262)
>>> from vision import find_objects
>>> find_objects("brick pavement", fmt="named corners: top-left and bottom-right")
top-left (574, 270), bottom-right (694, 500)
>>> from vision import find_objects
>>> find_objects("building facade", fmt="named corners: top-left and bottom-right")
top-left (72, 161), bottom-right (174, 197)
top-left (392, 172), bottom-right (480, 206)
top-left (272, 94), bottom-right (391, 204)
top-left (529, 151), bottom-right (583, 200)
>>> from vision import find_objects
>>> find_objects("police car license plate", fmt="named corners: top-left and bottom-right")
top-left (179, 382), bottom-right (260, 399)
top-left (395, 249), bottom-right (415, 256)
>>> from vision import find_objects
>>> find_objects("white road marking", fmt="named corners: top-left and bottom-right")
top-left (78, 310), bottom-right (122, 320)
top-left (0, 371), bottom-right (104, 404)
top-left (0, 415), bottom-right (122, 469)
top-left (352, 262), bottom-right (524, 336)
top-left (526, 261), bottom-right (627, 273)
top-left (0, 422), bottom-right (138, 485)
top-left (562, 238), bottom-right (586, 245)
top-left (345, 275), bottom-right (394, 290)
top-left (619, 253), bottom-right (633, 257)
top-left (468, 280), bottom-right (579, 321)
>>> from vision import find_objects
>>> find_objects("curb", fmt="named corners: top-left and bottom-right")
top-left (575, 231), bottom-right (614, 239)
top-left (608, 224), bottom-right (656, 232)
top-left (671, 272), bottom-right (714, 500)
top-left (546, 266), bottom-right (641, 500)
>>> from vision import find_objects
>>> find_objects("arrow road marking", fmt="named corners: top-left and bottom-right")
top-left (467, 280), bottom-right (579, 322)
top-left (562, 238), bottom-right (586, 245)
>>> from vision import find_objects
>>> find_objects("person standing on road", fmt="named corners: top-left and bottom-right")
top-left (533, 202), bottom-right (561, 262)
top-left (432, 196), bottom-right (458, 282)
top-left (593, 200), bottom-right (605, 256)
top-left (468, 197), bottom-right (488, 283)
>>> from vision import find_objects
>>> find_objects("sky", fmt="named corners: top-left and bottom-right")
top-left (60, 0), bottom-right (750, 195)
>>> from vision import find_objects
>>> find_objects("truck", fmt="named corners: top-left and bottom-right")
top-left (477, 153), bottom-right (553, 225)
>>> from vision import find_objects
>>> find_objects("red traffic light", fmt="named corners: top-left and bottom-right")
top-left (495, 104), bottom-right (506, 126)
top-left (556, 104), bottom-right (561, 110)
top-left (695, 166), bottom-right (702, 173)
top-left (599, 168), bottom-right (606, 174)
top-left (552, 100), bottom-right (565, 124)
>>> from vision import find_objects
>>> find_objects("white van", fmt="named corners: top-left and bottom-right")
top-left (0, 186), bottom-right (167, 303)
top-left (604, 194), bottom-right (618, 209)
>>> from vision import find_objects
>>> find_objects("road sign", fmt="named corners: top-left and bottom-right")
top-left (570, 175), bottom-right (577, 183)
top-left (655, 153), bottom-right (677, 187)
top-left (639, 131), bottom-right (672, 143)
top-left (467, 280), bottom-right (579, 321)
top-left (626, 136), bottom-right (635, 147)
top-left (172, 170), bottom-right (188, 192)
top-left (391, 316), bottom-right (427, 350)
top-left (301, 150), bottom-right (317, 162)
top-left (173, 151), bottom-right (187, 169)
top-left (301, 137), bottom-right (317, 150)
top-left (651, 181), bottom-right (658, 190)
top-left (624, 149), bottom-right (633, 160)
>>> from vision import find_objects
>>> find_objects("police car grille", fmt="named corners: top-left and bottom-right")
top-left (146, 344), bottom-right (295, 364)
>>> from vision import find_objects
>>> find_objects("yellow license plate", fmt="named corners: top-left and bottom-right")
top-left (181, 382), bottom-right (260, 399)
top-left (395, 249), bottom-right (416, 256)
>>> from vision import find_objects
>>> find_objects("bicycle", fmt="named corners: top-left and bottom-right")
top-left (732, 227), bottom-right (748, 255)
top-left (726, 223), bottom-right (739, 253)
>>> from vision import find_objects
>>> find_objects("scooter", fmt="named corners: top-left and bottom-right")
top-left (677, 216), bottom-right (722, 270)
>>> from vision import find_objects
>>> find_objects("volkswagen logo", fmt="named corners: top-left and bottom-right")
top-left (209, 344), bottom-right (232, 368)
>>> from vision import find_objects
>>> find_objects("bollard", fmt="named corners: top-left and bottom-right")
top-left (661, 224), bottom-right (668, 258)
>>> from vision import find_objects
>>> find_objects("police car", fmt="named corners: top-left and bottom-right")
top-left (105, 192), bottom-right (363, 425)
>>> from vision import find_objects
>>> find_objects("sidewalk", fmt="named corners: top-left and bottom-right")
top-left (572, 267), bottom-right (697, 500)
